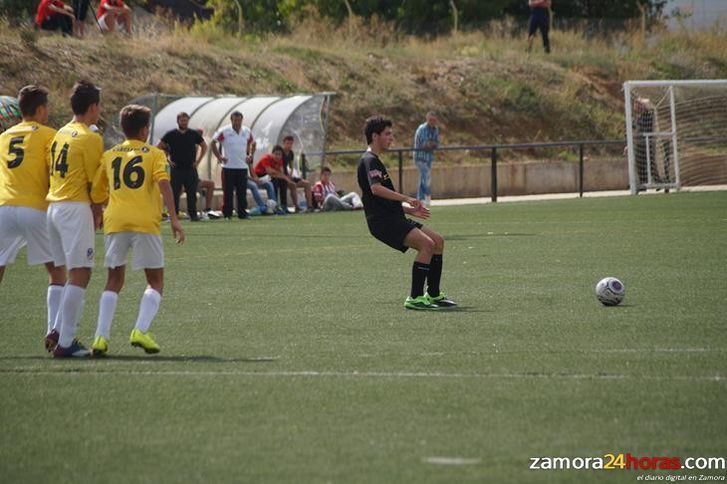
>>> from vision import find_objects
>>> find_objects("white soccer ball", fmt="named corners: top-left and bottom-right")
top-left (595, 277), bottom-right (625, 306)
top-left (265, 198), bottom-right (277, 214)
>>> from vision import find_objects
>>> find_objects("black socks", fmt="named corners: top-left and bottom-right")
top-left (428, 254), bottom-right (443, 297)
top-left (411, 262), bottom-right (430, 298)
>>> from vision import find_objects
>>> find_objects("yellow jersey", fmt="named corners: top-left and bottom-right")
top-left (0, 121), bottom-right (56, 211)
top-left (91, 139), bottom-right (170, 235)
top-left (46, 122), bottom-right (103, 203)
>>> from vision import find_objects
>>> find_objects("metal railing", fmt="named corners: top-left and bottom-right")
top-left (303, 139), bottom-right (626, 202)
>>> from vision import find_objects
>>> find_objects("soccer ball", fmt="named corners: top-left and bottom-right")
top-left (265, 198), bottom-right (277, 214)
top-left (595, 277), bottom-right (625, 306)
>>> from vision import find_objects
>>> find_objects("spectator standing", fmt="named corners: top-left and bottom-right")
top-left (211, 111), bottom-right (253, 220)
top-left (528, 0), bottom-right (551, 54)
top-left (278, 135), bottom-right (296, 211)
top-left (72, 0), bottom-right (91, 37)
top-left (97, 0), bottom-right (132, 34)
top-left (312, 167), bottom-right (362, 212)
top-left (157, 112), bottom-right (207, 221)
top-left (412, 111), bottom-right (440, 207)
top-left (35, 0), bottom-right (75, 36)
top-left (632, 97), bottom-right (665, 188)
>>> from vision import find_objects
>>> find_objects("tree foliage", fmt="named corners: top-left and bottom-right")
top-left (207, 0), bottom-right (668, 33)
top-left (0, 0), bottom-right (668, 32)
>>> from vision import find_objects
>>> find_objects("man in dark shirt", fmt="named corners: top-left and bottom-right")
top-left (158, 112), bottom-right (207, 221)
top-left (357, 116), bottom-right (456, 310)
top-left (528, 0), bottom-right (551, 54)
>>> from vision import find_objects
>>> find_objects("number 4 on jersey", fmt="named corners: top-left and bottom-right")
top-left (50, 141), bottom-right (69, 178)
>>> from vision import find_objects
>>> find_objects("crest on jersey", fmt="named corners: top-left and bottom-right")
top-left (71, 130), bottom-right (79, 138)
top-left (141, 146), bottom-right (149, 153)
top-left (369, 169), bottom-right (382, 179)
top-left (86, 248), bottom-right (94, 261)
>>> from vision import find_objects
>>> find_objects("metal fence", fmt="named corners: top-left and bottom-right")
top-left (303, 139), bottom-right (626, 202)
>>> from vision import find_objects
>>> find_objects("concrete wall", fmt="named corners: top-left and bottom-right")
top-left (329, 158), bottom-right (630, 199)
top-left (177, 158), bottom-right (630, 211)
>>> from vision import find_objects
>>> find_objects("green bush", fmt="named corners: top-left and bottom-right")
top-left (0, 0), bottom-right (34, 20)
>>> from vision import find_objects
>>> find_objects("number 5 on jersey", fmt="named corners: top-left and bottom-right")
top-left (6, 136), bottom-right (25, 168)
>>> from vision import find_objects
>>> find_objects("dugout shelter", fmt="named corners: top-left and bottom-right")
top-left (142, 93), bottom-right (334, 186)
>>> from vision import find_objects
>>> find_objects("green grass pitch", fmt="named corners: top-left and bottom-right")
top-left (1, 191), bottom-right (725, 483)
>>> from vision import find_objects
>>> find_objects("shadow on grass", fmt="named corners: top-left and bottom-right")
top-left (0, 355), bottom-right (279, 363)
top-left (394, 305), bottom-right (491, 314)
top-left (190, 232), bottom-right (362, 239)
top-left (436, 306), bottom-right (492, 313)
top-left (446, 233), bottom-right (536, 241)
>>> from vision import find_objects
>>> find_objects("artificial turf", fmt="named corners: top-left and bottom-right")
top-left (1, 191), bottom-right (725, 483)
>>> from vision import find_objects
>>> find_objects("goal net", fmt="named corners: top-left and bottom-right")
top-left (624, 80), bottom-right (727, 193)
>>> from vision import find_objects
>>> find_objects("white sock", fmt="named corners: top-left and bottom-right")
top-left (58, 285), bottom-right (86, 348)
top-left (51, 285), bottom-right (66, 332)
top-left (46, 285), bottom-right (64, 334)
top-left (95, 291), bottom-right (119, 340)
top-left (134, 288), bottom-right (161, 333)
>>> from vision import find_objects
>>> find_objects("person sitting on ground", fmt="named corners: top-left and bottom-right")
top-left (253, 145), bottom-right (313, 213)
top-left (312, 167), bottom-right (363, 212)
top-left (36, 0), bottom-right (75, 36)
top-left (97, 0), bottom-right (132, 34)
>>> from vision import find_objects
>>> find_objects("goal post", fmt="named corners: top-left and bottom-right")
top-left (624, 80), bottom-right (727, 194)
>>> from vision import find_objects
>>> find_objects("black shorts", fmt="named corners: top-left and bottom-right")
top-left (73, 0), bottom-right (91, 21)
top-left (368, 217), bottom-right (422, 253)
top-left (529, 8), bottom-right (549, 36)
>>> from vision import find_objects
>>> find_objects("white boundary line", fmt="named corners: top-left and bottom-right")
top-left (356, 348), bottom-right (723, 358)
top-left (0, 369), bottom-right (723, 382)
top-left (431, 185), bottom-right (727, 206)
top-left (424, 457), bottom-right (481, 466)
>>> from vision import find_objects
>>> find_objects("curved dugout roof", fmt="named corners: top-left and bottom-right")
top-left (151, 94), bottom-right (332, 182)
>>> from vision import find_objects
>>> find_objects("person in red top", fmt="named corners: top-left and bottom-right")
top-left (97, 0), bottom-right (132, 34)
top-left (253, 145), bottom-right (313, 213)
top-left (36, 0), bottom-right (75, 36)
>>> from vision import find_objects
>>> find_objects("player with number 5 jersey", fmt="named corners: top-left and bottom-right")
top-left (0, 85), bottom-right (67, 353)
top-left (47, 80), bottom-right (104, 358)
top-left (89, 104), bottom-right (184, 357)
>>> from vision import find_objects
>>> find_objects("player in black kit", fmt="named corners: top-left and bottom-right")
top-left (357, 116), bottom-right (456, 310)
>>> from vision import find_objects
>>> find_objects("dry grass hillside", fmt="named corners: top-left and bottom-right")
top-left (1, 14), bottom-right (726, 155)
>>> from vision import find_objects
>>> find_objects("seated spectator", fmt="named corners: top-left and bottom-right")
top-left (313, 167), bottom-right (363, 211)
top-left (97, 0), bottom-right (132, 34)
top-left (36, 0), bottom-right (75, 36)
top-left (197, 178), bottom-right (222, 219)
top-left (247, 170), bottom-right (277, 216)
top-left (254, 145), bottom-right (313, 213)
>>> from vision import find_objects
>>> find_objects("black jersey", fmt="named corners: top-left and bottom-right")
top-left (161, 128), bottom-right (204, 170)
top-left (357, 150), bottom-right (405, 222)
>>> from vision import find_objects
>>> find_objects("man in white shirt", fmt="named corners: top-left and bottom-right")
top-left (211, 111), bottom-right (254, 220)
